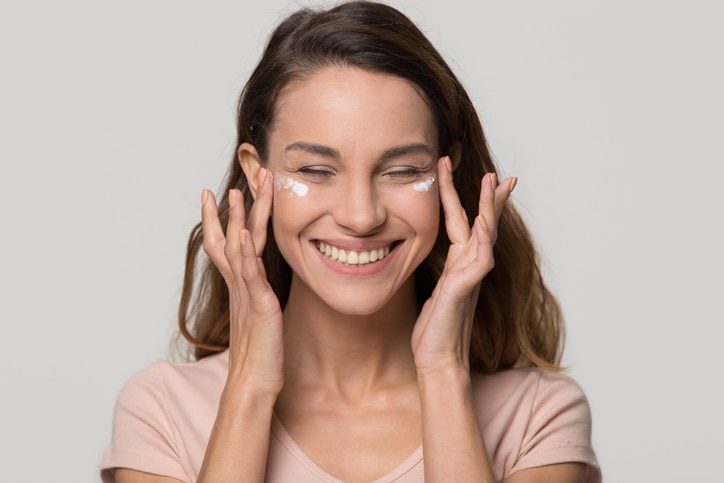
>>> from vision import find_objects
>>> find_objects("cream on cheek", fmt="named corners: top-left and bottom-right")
top-left (273, 173), bottom-right (309, 198)
top-left (382, 177), bottom-right (440, 236)
top-left (413, 175), bottom-right (436, 193)
top-left (269, 175), bottom-right (319, 269)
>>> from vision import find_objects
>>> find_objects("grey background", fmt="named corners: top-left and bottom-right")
top-left (1, 0), bottom-right (722, 481)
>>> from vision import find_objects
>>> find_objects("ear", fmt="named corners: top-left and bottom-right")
top-left (238, 142), bottom-right (263, 199)
top-left (448, 141), bottom-right (462, 171)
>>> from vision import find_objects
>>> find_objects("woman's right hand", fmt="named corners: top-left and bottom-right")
top-left (200, 168), bottom-right (284, 398)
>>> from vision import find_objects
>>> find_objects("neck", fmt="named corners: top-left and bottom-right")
top-left (280, 275), bottom-right (419, 403)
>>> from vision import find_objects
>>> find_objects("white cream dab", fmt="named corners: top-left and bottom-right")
top-left (413, 175), bottom-right (436, 192)
top-left (274, 174), bottom-right (309, 198)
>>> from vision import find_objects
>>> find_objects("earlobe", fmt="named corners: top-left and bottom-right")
top-left (238, 143), bottom-right (263, 199)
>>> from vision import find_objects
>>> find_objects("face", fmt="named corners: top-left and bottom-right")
top-left (262, 67), bottom-right (440, 315)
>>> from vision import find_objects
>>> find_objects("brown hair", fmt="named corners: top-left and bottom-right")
top-left (178, 1), bottom-right (564, 373)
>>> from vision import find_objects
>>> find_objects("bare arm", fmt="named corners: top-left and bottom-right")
top-left (196, 170), bottom-right (283, 482)
top-left (417, 366), bottom-right (495, 482)
top-left (413, 159), bottom-right (587, 483)
top-left (410, 158), bottom-right (508, 481)
top-left (418, 367), bottom-right (587, 483)
top-left (109, 172), bottom-right (280, 482)
top-left (196, 387), bottom-right (277, 482)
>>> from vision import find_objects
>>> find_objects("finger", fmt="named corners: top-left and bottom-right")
top-left (492, 176), bottom-right (516, 220)
top-left (246, 168), bottom-right (274, 257)
top-left (201, 189), bottom-right (232, 281)
top-left (437, 156), bottom-right (471, 244)
top-left (224, 189), bottom-right (247, 282)
top-left (478, 174), bottom-right (516, 240)
top-left (472, 214), bottom-right (495, 272)
top-left (478, 173), bottom-right (497, 237)
top-left (238, 228), bottom-right (271, 303)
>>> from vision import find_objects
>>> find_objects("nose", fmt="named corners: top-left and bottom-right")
top-left (332, 177), bottom-right (387, 234)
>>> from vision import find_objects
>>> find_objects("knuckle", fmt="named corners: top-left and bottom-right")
top-left (482, 257), bottom-right (495, 273)
top-left (240, 262), bottom-right (257, 282)
top-left (202, 237), bottom-right (216, 255)
top-left (223, 243), bottom-right (236, 260)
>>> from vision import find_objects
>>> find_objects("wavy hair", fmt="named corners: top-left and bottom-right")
top-left (178, 1), bottom-right (564, 373)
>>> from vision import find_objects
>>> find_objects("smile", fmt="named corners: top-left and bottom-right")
top-left (316, 241), bottom-right (391, 265)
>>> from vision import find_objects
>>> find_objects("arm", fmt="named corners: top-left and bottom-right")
top-left (196, 169), bottom-right (283, 482)
top-left (107, 391), bottom-right (276, 483)
top-left (417, 364), bottom-right (494, 482)
top-left (413, 158), bottom-right (587, 483)
top-left (417, 363), bottom-right (587, 483)
top-left (412, 156), bottom-right (509, 482)
top-left (107, 172), bottom-right (280, 483)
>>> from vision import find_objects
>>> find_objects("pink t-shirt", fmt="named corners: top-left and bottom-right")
top-left (100, 350), bottom-right (601, 482)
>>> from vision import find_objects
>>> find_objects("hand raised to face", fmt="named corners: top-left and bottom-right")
top-left (412, 156), bottom-right (516, 375)
top-left (200, 170), bottom-right (284, 397)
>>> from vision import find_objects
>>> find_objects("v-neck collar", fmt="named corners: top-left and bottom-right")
top-left (270, 412), bottom-right (423, 482)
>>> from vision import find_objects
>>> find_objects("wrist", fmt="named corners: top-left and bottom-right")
top-left (220, 377), bottom-right (280, 412)
top-left (416, 363), bottom-right (471, 395)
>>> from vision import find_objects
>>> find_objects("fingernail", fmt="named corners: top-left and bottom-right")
top-left (201, 189), bottom-right (209, 205)
top-left (239, 229), bottom-right (247, 246)
top-left (490, 173), bottom-right (497, 189)
top-left (258, 167), bottom-right (267, 186)
top-left (229, 189), bottom-right (237, 208)
top-left (444, 156), bottom-right (452, 172)
top-left (509, 177), bottom-right (518, 193)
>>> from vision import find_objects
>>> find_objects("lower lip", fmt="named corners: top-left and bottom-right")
top-left (312, 242), bottom-right (398, 276)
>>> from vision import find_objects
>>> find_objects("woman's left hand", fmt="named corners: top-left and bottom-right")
top-left (411, 156), bottom-right (516, 376)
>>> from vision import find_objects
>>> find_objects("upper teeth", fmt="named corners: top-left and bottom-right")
top-left (316, 241), bottom-right (390, 265)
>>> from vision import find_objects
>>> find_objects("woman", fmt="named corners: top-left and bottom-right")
top-left (101, 2), bottom-right (601, 482)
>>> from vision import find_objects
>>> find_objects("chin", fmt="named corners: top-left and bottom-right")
top-left (311, 275), bottom-right (418, 318)
top-left (320, 291), bottom-right (393, 317)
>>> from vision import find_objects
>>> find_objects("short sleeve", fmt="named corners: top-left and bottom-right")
top-left (510, 370), bottom-right (601, 482)
top-left (100, 363), bottom-right (190, 483)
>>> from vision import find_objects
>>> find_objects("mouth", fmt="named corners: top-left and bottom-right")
top-left (316, 241), bottom-right (393, 265)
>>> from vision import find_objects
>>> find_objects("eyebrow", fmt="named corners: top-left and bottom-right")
top-left (379, 143), bottom-right (435, 161)
top-left (284, 142), bottom-right (435, 161)
top-left (285, 142), bottom-right (340, 158)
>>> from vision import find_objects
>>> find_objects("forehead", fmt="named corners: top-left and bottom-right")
top-left (269, 67), bottom-right (437, 155)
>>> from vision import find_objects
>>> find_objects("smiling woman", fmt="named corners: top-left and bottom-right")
top-left (100, 2), bottom-right (601, 482)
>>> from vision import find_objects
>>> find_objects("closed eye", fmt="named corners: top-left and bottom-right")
top-left (384, 166), bottom-right (426, 177)
top-left (295, 166), bottom-right (335, 178)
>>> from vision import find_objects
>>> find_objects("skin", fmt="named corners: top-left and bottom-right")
top-left (115, 68), bottom-right (586, 483)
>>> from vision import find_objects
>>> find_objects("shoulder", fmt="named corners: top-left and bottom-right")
top-left (471, 368), bottom-right (601, 482)
top-left (114, 350), bottom-right (229, 412)
top-left (470, 366), bottom-right (594, 439)
top-left (101, 351), bottom-right (229, 482)
top-left (472, 366), bottom-right (586, 397)
top-left (471, 367), bottom-right (591, 421)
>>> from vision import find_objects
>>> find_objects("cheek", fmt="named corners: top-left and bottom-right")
top-left (270, 181), bottom-right (327, 243)
top-left (388, 179), bottom-right (440, 208)
top-left (271, 173), bottom-right (315, 220)
top-left (413, 195), bottom-right (440, 241)
top-left (385, 183), bottom-right (441, 235)
top-left (271, 195), bottom-right (311, 233)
